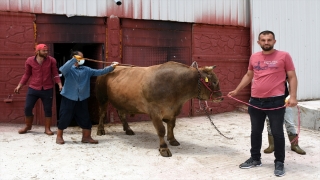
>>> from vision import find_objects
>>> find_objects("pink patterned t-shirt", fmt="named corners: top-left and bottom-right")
top-left (248, 50), bottom-right (295, 98)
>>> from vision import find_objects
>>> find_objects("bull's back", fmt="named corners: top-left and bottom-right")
top-left (142, 62), bottom-right (194, 103)
top-left (95, 66), bottom-right (133, 105)
top-left (96, 62), bottom-right (194, 114)
top-left (108, 62), bottom-right (189, 101)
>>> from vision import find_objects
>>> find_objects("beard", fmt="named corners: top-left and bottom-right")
top-left (38, 52), bottom-right (47, 58)
top-left (261, 44), bottom-right (274, 51)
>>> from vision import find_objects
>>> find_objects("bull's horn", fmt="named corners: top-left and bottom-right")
top-left (204, 66), bottom-right (216, 71)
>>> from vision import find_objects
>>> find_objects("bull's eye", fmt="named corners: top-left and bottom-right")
top-left (212, 80), bottom-right (219, 86)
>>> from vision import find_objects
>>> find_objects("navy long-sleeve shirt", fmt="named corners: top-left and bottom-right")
top-left (59, 58), bottom-right (114, 101)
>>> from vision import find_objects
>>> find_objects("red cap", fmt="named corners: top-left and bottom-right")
top-left (35, 44), bottom-right (48, 52)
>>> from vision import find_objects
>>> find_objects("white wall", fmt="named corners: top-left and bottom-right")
top-left (251, 0), bottom-right (320, 100)
top-left (0, 0), bottom-right (250, 27)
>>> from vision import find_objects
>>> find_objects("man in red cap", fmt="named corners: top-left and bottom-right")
top-left (14, 44), bottom-right (63, 135)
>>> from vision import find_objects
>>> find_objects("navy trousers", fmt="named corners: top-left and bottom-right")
top-left (25, 87), bottom-right (53, 117)
top-left (58, 96), bottom-right (92, 130)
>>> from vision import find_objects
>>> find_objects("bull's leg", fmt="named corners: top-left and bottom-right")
top-left (166, 118), bottom-right (180, 146)
top-left (118, 111), bottom-right (135, 135)
top-left (97, 103), bottom-right (107, 136)
top-left (152, 115), bottom-right (172, 157)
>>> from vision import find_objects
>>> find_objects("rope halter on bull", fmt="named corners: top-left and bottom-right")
top-left (191, 61), bottom-right (233, 140)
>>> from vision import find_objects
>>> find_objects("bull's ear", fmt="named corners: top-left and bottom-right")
top-left (212, 65), bottom-right (216, 69)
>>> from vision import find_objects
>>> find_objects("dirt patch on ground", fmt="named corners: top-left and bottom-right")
top-left (1, 111), bottom-right (319, 179)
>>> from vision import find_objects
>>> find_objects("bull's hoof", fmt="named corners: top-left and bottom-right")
top-left (125, 129), bottom-right (135, 135)
top-left (97, 129), bottom-right (106, 136)
top-left (169, 139), bottom-right (180, 146)
top-left (159, 148), bottom-right (172, 157)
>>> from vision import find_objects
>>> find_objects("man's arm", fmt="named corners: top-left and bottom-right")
top-left (14, 60), bottom-right (31, 94)
top-left (228, 70), bottom-right (254, 96)
top-left (50, 57), bottom-right (63, 91)
top-left (286, 70), bottom-right (298, 107)
top-left (90, 66), bottom-right (115, 77)
top-left (90, 62), bottom-right (119, 77)
top-left (59, 58), bottom-right (77, 75)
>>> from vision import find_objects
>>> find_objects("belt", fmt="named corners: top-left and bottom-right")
top-left (251, 95), bottom-right (285, 102)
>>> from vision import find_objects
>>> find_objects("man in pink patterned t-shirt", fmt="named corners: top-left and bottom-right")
top-left (228, 30), bottom-right (298, 177)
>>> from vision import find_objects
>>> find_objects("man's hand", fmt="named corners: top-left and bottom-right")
top-left (111, 62), bottom-right (119, 68)
top-left (14, 84), bottom-right (22, 94)
top-left (228, 90), bottom-right (238, 97)
top-left (58, 83), bottom-right (63, 92)
top-left (286, 96), bottom-right (298, 107)
top-left (73, 55), bottom-right (83, 61)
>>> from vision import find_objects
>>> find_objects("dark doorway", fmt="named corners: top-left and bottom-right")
top-left (53, 43), bottom-right (104, 126)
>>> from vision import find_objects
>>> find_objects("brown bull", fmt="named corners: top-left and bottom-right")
top-left (95, 61), bottom-right (222, 157)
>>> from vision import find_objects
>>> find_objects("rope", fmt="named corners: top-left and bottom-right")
top-left (227, 95), bottom-right (286, 110)
top-left (201, 100), bottom-right (234, 139)
top-left (192, 61), bottom-right (233, 139)
top-left (83, 58), bottom-right (135, 67)
top-left (225, 95), bottom-right (301, 144)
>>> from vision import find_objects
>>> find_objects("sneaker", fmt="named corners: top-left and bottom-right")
top-left (274, 161), bottom-right (285, 177)
top-left (239, 157), bottom-right (262, 169)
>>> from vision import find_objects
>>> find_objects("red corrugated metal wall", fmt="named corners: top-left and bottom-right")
top-left (0, 12), bottom-right (35, 124)
top-left (121, 19), bottom-right (192, 66)
top-left (0, 12), bottom-right (250, 125)
top-left (192, 25), bottom-right (251, 115)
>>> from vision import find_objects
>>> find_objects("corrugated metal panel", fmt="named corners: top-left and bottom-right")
top-left (251, 0), bottom-right (320, 100)
top-left (0, 0), bottom-right (250, 27)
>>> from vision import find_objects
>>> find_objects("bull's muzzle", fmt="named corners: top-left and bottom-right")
top-left (211, 91), bottom-right (223, 102)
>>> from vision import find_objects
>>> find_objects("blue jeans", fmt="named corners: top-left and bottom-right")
top-left (248, 97), bottom-right (286, 163)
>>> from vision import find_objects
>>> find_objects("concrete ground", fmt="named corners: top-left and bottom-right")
top-left (0, 111), bottom-right (319, 180)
